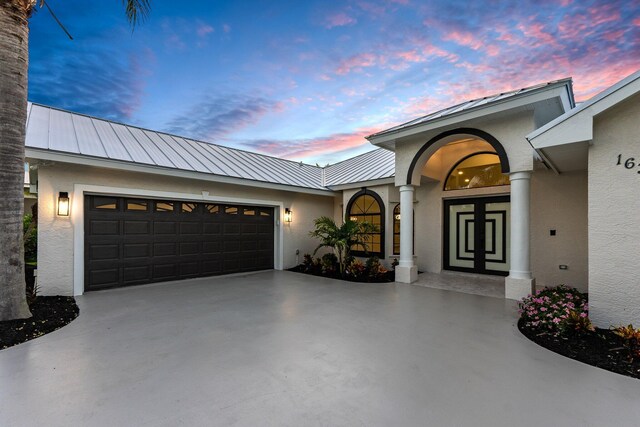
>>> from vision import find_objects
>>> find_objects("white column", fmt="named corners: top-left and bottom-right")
top-left (396, 185), bottom-right (417, 283)
top-left (505, 171), bottom-right (535, 300)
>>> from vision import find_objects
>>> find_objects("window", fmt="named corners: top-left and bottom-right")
top-left (155, 201), bottom-right (174, 212)
top-left (444, 152), bottom-right (510, 191)
top-left (346, 189), bottom-right (384, 257)
top-left (181, 203), bottom-right (197, 213)
top-left (126, 199), bottom-right (148, 211)
top-left (92, 196), bottom-right (118, 210)
top-left (393, 204), bottom-right (400, 255)
top-left (205, 204), bottom-right (219, 214)
top-left (243, 208), bottom-right (256, 216)
top-left (225, 206), bottom-right (238, 215)
top-left (392, 204), bottom-right (414, 255)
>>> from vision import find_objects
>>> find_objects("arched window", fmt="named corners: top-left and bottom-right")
top-left (346, 189), bottom-right (384, 258)
top-left (444, 152), bottom-right (510, 191)
top-left (392, 204), bottom-right (414, 255)
top-left (393, 204), bottom-right (401, 255)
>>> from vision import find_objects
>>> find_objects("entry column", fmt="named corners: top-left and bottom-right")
top-left (397, 185), bottom-right (417, 283)
top-left (506, 171), bottom-right (535, 299)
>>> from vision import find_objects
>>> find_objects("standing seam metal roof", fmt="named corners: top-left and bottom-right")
top-left (25, 103), bottom-right (326, 190)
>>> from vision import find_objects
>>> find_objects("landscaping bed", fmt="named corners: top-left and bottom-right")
top-left (0, 296), bottom-right (79, 350)
top-left (518, 285), bottom-right (640, 379)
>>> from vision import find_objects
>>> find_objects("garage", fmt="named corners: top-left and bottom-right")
top-left (85, 195), bottom-right (275, 291)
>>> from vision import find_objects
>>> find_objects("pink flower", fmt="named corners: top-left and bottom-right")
top-left (552, 318), bottom-right (561, 324)
top-left (579, 312), bottom-right (588, 318)
top-left (540, 307), bottom-right (547, 312)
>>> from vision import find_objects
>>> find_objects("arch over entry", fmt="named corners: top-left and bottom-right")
top-left (405, 127), bottom-right (510, 185)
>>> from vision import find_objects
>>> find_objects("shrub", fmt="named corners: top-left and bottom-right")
top-left (365, 257), bottom-right (389, 281)
top-left (613, 325), bottom-right (640, 359)
top-left (561, 310), bottom-right (595, 334)
top-left (518, 285), bottom-right (589, 335)
top-left (302, 254), bottom-right (321, 274)
top-left (24, 213), bottom-right (37, 263)
top-left (321, 253), bottom-right (339, 275)
top-left (345, 259), bottom-right (367, 280)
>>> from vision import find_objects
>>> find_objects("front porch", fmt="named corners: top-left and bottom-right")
top-left (410, 270), bottom-right (505, 298)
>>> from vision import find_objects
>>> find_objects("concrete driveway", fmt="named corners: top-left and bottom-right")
top-left (1, 270), bottom-right (639, 427)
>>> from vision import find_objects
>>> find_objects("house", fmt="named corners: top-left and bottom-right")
top-left (24, 70), bottom-right (640, 327)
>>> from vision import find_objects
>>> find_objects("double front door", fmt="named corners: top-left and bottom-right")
top-left (444, 196), bottom-right (510, 276)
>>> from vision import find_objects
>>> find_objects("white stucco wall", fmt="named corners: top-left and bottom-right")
top-left (530, 169), bottom-right (588, 291)
top-left (36, 163), bottom-right (335, 295)
top-left (588, 94), bottom-right (640, 327)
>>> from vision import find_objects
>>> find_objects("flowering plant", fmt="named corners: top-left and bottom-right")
top-left (518, 285), bottom-right (589, 335)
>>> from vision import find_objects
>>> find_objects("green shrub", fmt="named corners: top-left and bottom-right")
top-left (23, 213), bottom-right (37, 263)
top-left (613, 325), bottom-right (640, 360)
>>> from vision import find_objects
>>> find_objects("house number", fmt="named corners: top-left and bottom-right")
top-left (616, 154), bottom-right (640, 173)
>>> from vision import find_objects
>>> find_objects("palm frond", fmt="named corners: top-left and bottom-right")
top-left (123, 0), bottom-right (151, 28)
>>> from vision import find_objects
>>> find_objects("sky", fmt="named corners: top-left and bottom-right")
top-left (27, 0), bottom-right (640, 164)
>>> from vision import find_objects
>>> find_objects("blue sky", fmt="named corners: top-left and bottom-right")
top-left (27, 0), bottom-right (640, 164)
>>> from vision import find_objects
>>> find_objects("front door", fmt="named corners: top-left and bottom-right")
top-left (443, 196), bottom-right (510, 276)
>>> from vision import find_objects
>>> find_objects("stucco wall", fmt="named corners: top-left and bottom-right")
top-left (36, 163), bottom-right (335, 295)
top-left (530, 169), bottom-right (588, 291)
top-left (589, 94), bottom-right (640, 327)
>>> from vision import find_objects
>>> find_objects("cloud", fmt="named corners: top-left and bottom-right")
top-left (28, 47), bottom-right (151, 122)
top-left (325, 12), bottom-right (357, 28)
top-left (166, 95), bottom-right (284, 141)
top-left (336, 52), bottom-right (378, 74)
top-left (196, 23), bottom-right (214, 38)
top-left (237, 125), bottom-right (389, 161)
top-left (223, 24), bottom-right (231, 33)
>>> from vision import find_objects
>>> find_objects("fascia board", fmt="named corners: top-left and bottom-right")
top-left (26, 148), bottom-right (337, 197)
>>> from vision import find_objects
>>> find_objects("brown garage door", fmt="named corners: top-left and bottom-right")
top-left (84, 195), bottom-right (274, 291)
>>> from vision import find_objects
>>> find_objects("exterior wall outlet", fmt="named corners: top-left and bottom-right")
top-left (550, 229), bottom-right (556, 236)
top-left (296, 249), bottom-right (300, 255)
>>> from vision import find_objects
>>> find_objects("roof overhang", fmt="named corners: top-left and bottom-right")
top-left (325, 177), bottom-right (395, 191)
top-left (26, 148), bottom-right (337, 197)
top-left (366, 80), bottom-right (574, 151)
top-left (527, 70), bottom-right (640, 173)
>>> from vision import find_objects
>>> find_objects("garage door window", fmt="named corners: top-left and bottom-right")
top-left (127, 200), bottom-right (148, 211)
top-left (92, 196), bottom-right (118, 210)
top-left (182, 203), bottom-right (197, 213)
top-left (206, 204), bottom-right (219, 214)
top-left (156, 201), bottom-right (174, 212)
top-left (225, 206), bottom-right (238, 215)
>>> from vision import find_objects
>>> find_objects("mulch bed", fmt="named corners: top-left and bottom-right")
top-left (0, 296), bottom-right (79, 350)
top-left (287, 265), bottom-right (395, 283)
top-left (518, 318), bottom-right (640, 379)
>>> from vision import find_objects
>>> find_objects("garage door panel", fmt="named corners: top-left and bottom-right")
top-left (153, 242), bottom-right (176, 256)
top-left (180, 242), bottom-right (200, 255)
top-left (202, 241), bottom-right (221, 254)
top-left (180, 222), bottom-right (201, 235)
top-left (85, 196), bottom-right (274, 291)
top-left (154, 221), bottom-right (177, 235)
top-left (89, 268), bottom-right (120, 288)
top-left (203, 223), bottom-right (221, 234)
top-left (124, 243), bottom-right (150, 259)
top-left (90, 220), bottom-right (120, 235)
top-left (153, 263), bottom-right (178, 280)
top-left (89, 244), bottom-right (119, 261)
top-left (124, 265), bottom-right (151, 284)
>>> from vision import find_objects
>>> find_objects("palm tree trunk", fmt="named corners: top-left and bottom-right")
top-left (0, 1), bottom-right (34, 320)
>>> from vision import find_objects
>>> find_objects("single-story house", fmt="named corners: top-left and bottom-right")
top-left (24, 70), bottom-right (640, 328)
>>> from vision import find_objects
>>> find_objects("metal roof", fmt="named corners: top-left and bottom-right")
top-left (368, 78), bottom-right (573, 138)
top-left (324, 148), bottom-right (395, 187)
top-left (25, 103), bottom-right (325, 190)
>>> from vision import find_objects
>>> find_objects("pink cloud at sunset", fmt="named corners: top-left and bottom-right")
top-left (325, 12), bottom-right (357, 29)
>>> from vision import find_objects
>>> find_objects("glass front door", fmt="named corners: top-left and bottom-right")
top-left (443, 196), bottom-right (510, 276)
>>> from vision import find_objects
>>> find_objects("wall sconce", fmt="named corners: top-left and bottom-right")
top-left (394, 214), bottom-right (401, 220)
top-left (57, 192), bottom-right (70, 216)
top-left (284, 208), bottom-right (293, 223)
top-left (349, 216), bottom-right (358, 222)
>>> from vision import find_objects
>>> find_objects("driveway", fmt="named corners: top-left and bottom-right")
top-left (1, 271), bottom-right (638, 426)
